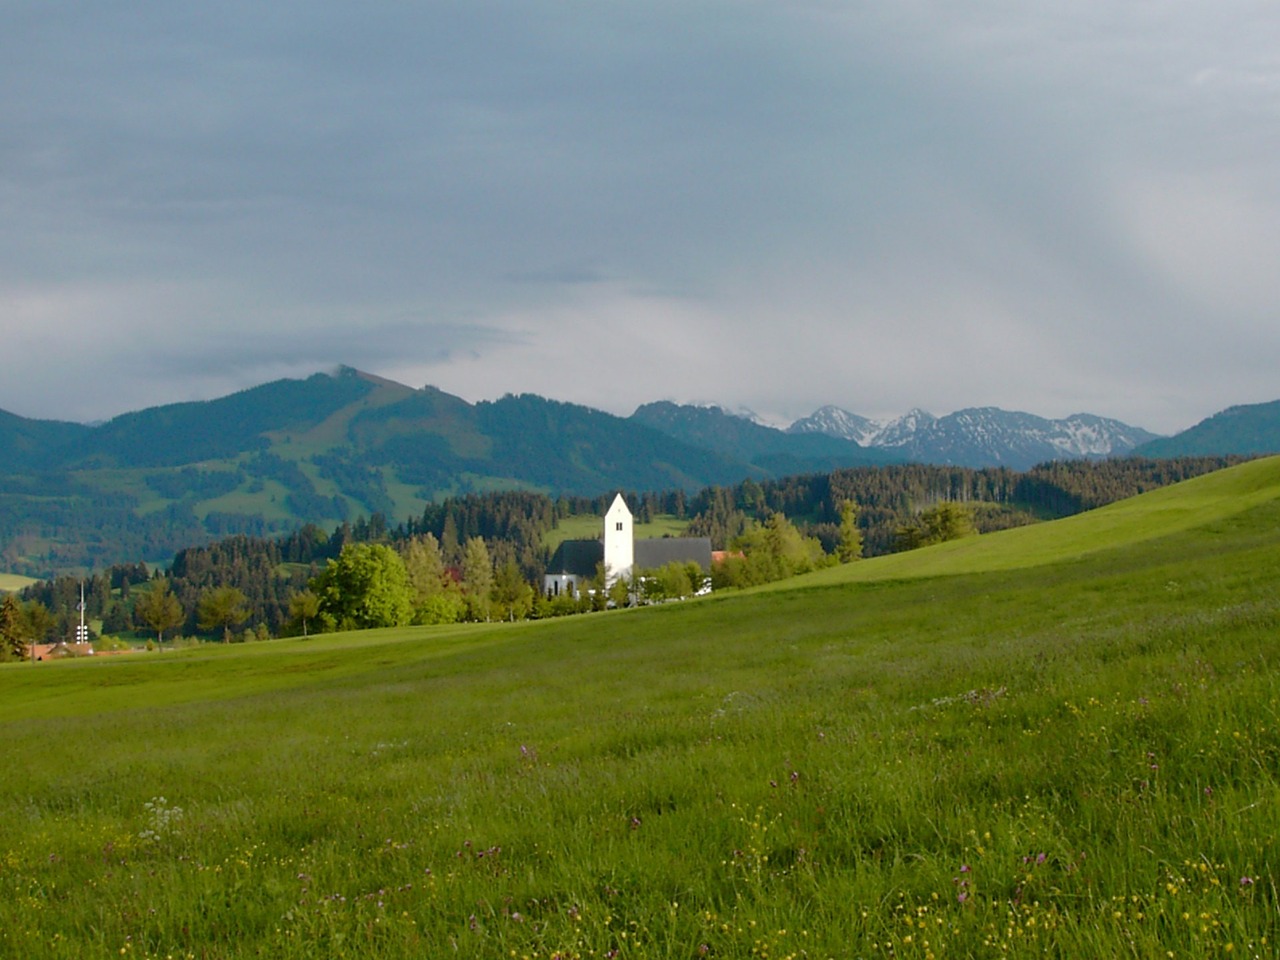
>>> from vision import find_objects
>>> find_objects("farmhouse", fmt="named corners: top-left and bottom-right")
top-left (544, 493), bottom-right (712, 597)
top-left (26, 640), bottom-right (94, 661)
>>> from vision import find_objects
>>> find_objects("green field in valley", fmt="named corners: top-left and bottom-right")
top-left (0, 573), bottom-right (38, 593)
top-left (543, 513), bottom-right (691, 553)
top-left (2, 458), bottom-right (1279, 957)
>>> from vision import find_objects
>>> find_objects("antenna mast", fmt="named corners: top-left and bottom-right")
top-left (76, 581), bottom-right (88, 646)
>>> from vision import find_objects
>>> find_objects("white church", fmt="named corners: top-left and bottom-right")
top-left (543, 493), bottom-right (713, 598)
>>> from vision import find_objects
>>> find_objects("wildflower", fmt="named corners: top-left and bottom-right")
top-left (1240, 876), bottom-right (1255, 886)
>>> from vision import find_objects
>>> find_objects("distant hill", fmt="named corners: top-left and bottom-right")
top-left (1133, 400), bottom-right (1280, 458)
top-left (0, 370), bottom-right (831, 575)
top-left (69, 369), bottom-right (390, 468)
top-left (0, 408), bottom-right (92, 471)
top-left (789, 405), bottom-right (1158, 471)
top-left (0, 367), bottom-right (1256, 576)
top-left (630, 401), bottom-right (899, 475)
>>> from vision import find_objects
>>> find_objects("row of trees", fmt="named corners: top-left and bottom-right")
top-left (125, 503), bottom-right (873, 641)
top-left (308, 535), bottom-right (538, 632)
top-left (0, 579), bottom-right (256, 654)
top-left (311, 504), bottom-right (869, 627)
top-left (101, 534), bottom-right (536, 642)
top-left (12, 457), bottom-right (1242, 644)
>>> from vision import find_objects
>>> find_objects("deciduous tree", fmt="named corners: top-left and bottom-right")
top-left (311, 543), bottom-right (414, 631)
top-left (197, 586), bottom-right (250, 643)
top-left (492, 559), bottom-right (533, 622)
top-left (288, 589), bottom-right (320, 637)
top-left (134, 579), bottom-right (186, 644)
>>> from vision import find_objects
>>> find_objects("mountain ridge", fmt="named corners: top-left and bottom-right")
top-left (1133, 399), bottom-right (1280, 458)
top-left (788, 404), bottom-right (1159, 471)
top-left (1, 366), bottom-right (1276, 575)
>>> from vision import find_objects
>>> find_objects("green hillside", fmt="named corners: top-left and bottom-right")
top-left (808, 453), bottom-right (1280, 584)
top-left (2, 459), bottom-right (1278, 957)
top-left (0, 572), bottom-right (37, 592)
top-left (0, 371), bottom-right (791, 575)
top-left (0, 408), bottom-right (91, 471)
top-left (1136, 399), bottom-right (1280, 458)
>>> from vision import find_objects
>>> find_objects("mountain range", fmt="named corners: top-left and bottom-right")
top-left (787, 405), bottom-right (1159, 470)
top-left (1, 366), bottom-right (1278, 575)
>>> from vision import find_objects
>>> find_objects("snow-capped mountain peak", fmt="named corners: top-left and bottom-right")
top-left (787, 405), bottom-right (1157, 470)
top-left (787, 405), bottom-right (881, 445)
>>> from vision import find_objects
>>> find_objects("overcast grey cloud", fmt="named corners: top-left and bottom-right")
top-left (2, 2), bottom-right (1279, 433)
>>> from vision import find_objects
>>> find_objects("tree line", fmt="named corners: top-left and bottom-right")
top-left (7, 455), bottom-right (1245, 649)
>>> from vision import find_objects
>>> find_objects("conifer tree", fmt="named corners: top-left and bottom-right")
top-left (402, 533), bottom-right (448, 602)
top-left (837, 499), bottom-right (863, 562)
top-left (462, 537), bottom-right (494, 622)
top-left (1, 595), bottom-right (29, 661)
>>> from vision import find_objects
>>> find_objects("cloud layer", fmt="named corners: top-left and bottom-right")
top-left (3, 2), bottom-right (1279, 433)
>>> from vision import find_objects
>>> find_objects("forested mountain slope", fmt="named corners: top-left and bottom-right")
top-left (0, 363), bottom-right (1263, 576)
top-left (1134, 399), bottom-right (1280, 458)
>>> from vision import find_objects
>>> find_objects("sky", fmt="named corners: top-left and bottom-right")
top-left (3, 2), bottom-right (1279, 436)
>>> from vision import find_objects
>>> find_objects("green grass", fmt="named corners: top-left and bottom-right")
top-left (0, 572), bottom-right (38, 592)
top-left (194, 478), bottom-right (301, 523)
top-left (545, 513), bottom-right (690, 552)
top-left (804, 454), bottom-right (1280, 585)
top-left (380, 475), bottom-right (432, 522)
top-left (2, 459), bottom-right (1279, 957)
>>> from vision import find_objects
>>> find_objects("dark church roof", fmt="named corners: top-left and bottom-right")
top-left (547, 536), bottom-right (713, 577)
top-left (635, 537), bottom-right (713, 572)
top-left (547, 539), bottom-right (603, 577)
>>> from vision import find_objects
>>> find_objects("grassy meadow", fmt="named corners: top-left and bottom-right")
top-left (0, 573), bottom-right (38, 593)
top-left (3, 459), bottom-right (1280, 958)
top-left (543, 514), bottom-right (691, 553)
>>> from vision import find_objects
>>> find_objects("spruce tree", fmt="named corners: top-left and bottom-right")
top-left (461, 537), bottom-right (494, 622)
top-left (0, 595), bottom-right (29, 661)
top-left (837, 499), bottom-right (863, 562)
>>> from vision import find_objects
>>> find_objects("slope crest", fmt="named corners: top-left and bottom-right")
top-left (808, 455), bottom-right (1280, 584)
